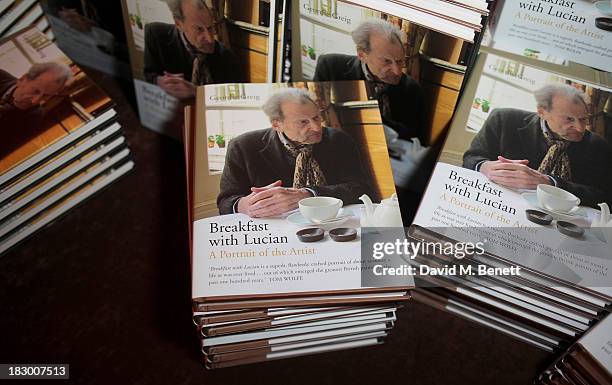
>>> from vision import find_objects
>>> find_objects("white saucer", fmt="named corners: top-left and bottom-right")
top-left (287, 209), bottom-right (351, 227)
top-left (595, 0), bottom-right (612, 15)
top-left (521, 192), bottom-right (585, 221)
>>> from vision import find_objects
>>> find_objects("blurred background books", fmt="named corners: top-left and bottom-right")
top-left (0, 26), bottom-right (133, 255)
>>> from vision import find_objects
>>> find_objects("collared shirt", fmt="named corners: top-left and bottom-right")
top-left (539, 116), bottom-right (550, 135)
top-left (179, 30), bottom-right (201, 56)
top-left (276, 130), bottom-right (291, 147)
top-left (361, 61), bottom-right (374, 81)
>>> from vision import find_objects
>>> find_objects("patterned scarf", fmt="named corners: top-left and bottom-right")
top-left (372, 83), bottom-right (392, 121)
top-left (538, 123), bottom-right (572, 181)
top-left (179, 31), bottom-right (213, 86)
top-left (191, 54), bottom-right (213, 86)
top-left (362, 62), bottom-right (392, 120)
top-left (279, 133), bottom-right (327, 189)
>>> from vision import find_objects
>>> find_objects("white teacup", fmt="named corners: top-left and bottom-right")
top-left (299, 197), bottom-right (343, 223)
top-left (536, 184), bottom-right (580, 213)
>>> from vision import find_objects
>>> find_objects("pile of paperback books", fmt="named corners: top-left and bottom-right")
top-left (0, 0), bottom-right (51, 40)
top-left (0, 26), bottom-right (133, 255)
top-left (408, 47), bottom-right (612, 351)
top-left (406, 0), bottom-right (612, 352)
top-left (536, 314), bottom-right (611, 384)
top-left (184, 81), bottom-right (413, 368)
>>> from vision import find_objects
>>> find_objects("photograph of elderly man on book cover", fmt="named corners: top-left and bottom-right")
top-left (293, 0), bottom-right (480, 216)
top-left (121, 0), bottom-right (280, 137)
top-left (0, 27), bottom-right (113, 175)
top-left (190, 82), bottom-right (406, 298)
top-left (191, 81), bottom-right (408, 299)
top-left (413, 52), bottom-right (612, 292)
top-left (216, 87), bottom-right (377, 218)
top-left (442, 53), bottom-right (612, 208)
top-left (199, 81), bottom-right (395, 220)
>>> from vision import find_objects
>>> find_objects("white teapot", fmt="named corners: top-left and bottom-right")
top-left (591, 203), bottom-right (612, 246)
top-left (359, 193), bottom-right (404, 227)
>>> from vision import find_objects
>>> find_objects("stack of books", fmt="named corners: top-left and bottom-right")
top-left (408, 46), bottom-right (612, 351)
top-left (0, 26), bottom-right (134, 255)
top-left (193, 305), bottom-right (401, 369)
top-left (0, 0), bottom-right (51, 39)
top-left (409, 239), bottom-right (611, 352)
top-left (342, 0), bottom-right (489, 41)
top-left (184, 81), bottom-right (413, 368)
top-left (536, 314), bottom-right (611, 384)
top-left (406, 0), bottom-right (612, 352)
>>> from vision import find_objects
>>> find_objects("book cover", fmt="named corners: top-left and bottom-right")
top-left (488, 0), bottom-right (612, 72)
top-left (191, 80), bottom-right (413, 305)
top-left (412, 50), bottom-right (612, 298)
top-left (40, 0), bottom-right (132, 78)
top-left (537, 314), bottom-right (612, 383)
top-left (333, 0), bottom-right (486, 42)
top-left (0, 26), bottom-right (115, 183)
top-left (120, 0), bottom-right (284, 138)
top-left (576, 314), bottom-right (612, 378)
top-left (292, 0), bottom-right (481, 153)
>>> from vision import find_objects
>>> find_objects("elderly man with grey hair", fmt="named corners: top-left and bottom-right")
top-left (143, 0), bottom-right (236, 100)
top-left (313, 18), bottom-right (424, 142)
top-left (463, 83), bottom-right (612, 207)
top-left (217, 88), bottom-right (375, 217)
top-left (0, 62), bottom-right (72, 119)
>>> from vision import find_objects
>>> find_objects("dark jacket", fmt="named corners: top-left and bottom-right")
top-left (217, 127), bottom-right (376, 215)
top-left (463, 108), bottom-right (612, 207)
top-left (0, 69), bottom-right (16, 98)
top-left (143, 22), bottom-right (236, 84)
top-left (313, 53), bottom-right (425, 142)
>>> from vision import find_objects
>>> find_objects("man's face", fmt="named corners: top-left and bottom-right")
top-left (175, 1), bottom-right (216, 54)
top-left (12, 71), bottom-right (66, 110)
top-left (357, 32), bottom-right (405, 85)
top-left (273, 100), bottom-right (323, 145)
top-left (538, 94), bottom-right (589, 142)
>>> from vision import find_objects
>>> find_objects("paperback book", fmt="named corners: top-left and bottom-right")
top-left (536, 314), bottom-right (612, 384)
top-left (40, 0), bottom-right (132, 78)
top-left (0, 26), bottom-right (133, 255)
top-left (121, 0), bottom-right (285, 138)
top-left (488, 0), bottom-right (612, 72)
top-left (409, 47), bottom-right (612, 349)
top-left (184, 79), bottom-right (413, 367)
top-left (292, 0), bottom-right (482, 144)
